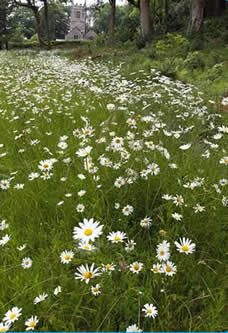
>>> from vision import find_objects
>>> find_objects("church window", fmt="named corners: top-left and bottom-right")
top-left (76, 11), bottom-right (80, 18)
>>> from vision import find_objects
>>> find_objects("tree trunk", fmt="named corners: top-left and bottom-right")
top-left (33, 7), bottom-right (46, 47)
top-left (190, 0), bottom-right (205, 32)
top-left (140, 0), bottom-right (153, 41)
top-left (43, 0), bottom-right (51, 49)
top-left (109, 0), bottom-right (116, 40)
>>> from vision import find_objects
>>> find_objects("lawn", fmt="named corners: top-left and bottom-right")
top-left (0, 49), bottom-right (227, 332)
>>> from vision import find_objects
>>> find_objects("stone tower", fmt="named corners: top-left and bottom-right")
top-left (65, 4), bottom-right (86, 40)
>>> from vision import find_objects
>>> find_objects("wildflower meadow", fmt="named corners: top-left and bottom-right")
top-left (0, 50), bottom-right (227, 332)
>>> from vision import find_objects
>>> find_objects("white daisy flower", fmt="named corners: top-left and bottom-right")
top-left (60, 250), bottom-right (74, 264)
top-left (54, 286), bottom-right (62, 296)
top-left (0, 322), bottom-right (11, 332)
top-left (21, 257), bottom-right (32, 269)
top-left (179, 143), bottom-right (191, 150)
top-left (33, 293), bottom-right (48, 304)
top-left (78, 241), bottom-right (96, 251)
top-left (125, 239), bottom-right (136, 252)
top-left (156, 241), bottom-right (170, 262)
top-left (151, 263), bottom-right (162, 274)
top-left (219, 156), bottom-right (228, 165)
top-left (76, 204), bottom-right (85, 213)
top-left (75, 263), bottom-right (101, 284)
top-left (129, 261), bottom-right (143, 274)
top-left (175, 237), bottom-right (196, 255)
top-left (193, 204), bottom-right (205, 213)
top-left (147, 163), bottom-right (160, 175)
top-left (171, 213), bottom-right (183, 221)
top-left (73, 218), bottom-right (103, 242)
top-left (142, 303), bottom-right (158, 318)
top-left (122, 205), bottom-right (134, 216)
top-left (3, 307), bottom-right (22, 325)
top-left (107, 231), bottom-right (127, 243)
top-left (126, 324), bottom-right (142, 332)
top-left (101, 263), bottom-right (116, 273)
top-left (162, 261), bottom-right (177, 276)
top-left (25, 316), bottom-right (39, 331)
top-left (0, 234), bottom-right (11, 246)
top-left (91, 284), bottom-right (101, 296)
top-left (140, 216), bottom-right (152, 228)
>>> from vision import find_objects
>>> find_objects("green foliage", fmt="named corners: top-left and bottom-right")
top-left (155, 33), bottom-right (190, 58)
top-left (184, 51), bottom-right (205, 70)
top-left (206, 63), bottom-right (224, 81)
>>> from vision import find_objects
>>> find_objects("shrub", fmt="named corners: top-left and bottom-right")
top-left (155, 33), bottom-right (190, 58)
top-left (184, 51), bottom-right (205, 70)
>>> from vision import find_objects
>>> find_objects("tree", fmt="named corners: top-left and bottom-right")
top-left (127, 0), bottom-right (153, 42)
top-left (189, 0), bottom-right (205, 32)
top-left (0, 0), bottom-right (14, 50)
top-left (109, 0), bottom-right (116, 38)
top-left (13, 0), bottom-right (46, 46)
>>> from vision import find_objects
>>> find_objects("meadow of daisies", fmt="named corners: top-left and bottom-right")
top-left (0, 49), bottom-right (227, 332)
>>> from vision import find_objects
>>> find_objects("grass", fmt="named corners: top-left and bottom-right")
top-left (0, 48), bottom-right (227, 332)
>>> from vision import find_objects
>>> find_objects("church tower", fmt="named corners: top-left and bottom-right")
top-left (65, 4), bottom-right (86, 40)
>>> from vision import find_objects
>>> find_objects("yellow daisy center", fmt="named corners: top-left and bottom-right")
top-left (84, 228), bottom-right (93, 236)
top-left (93, 287), bottom-right (98, 292)
top-left (147, 309), bottom-right (152, 313)
top-left (105, 264), bottom-right (111, 269)
top-left (134, 264), bottom-right (140, 270)
top-left (25, 261), bottom-right (29, 265)
top-left (10, 313), bottom-right (16, 320)
top-left (29, 321), bottom-right (36, 327)
top-left (43, 164), bottom-right (49, 168)
top-left (83, 245), bottom-right (89, 250)
top-left (160, 250), bottom-right (165, 256)
top-left (0, 329), bottom-right (6, 332)
top-left (224, 158), bottom-right (228, 164)
top-left (166, 266), bottom-right (172, 272)
top-left (181, 245), bottom-right (189, 252)
top-left (114, 236), bottom-right (121, 241)
top-left (83, 271), bottom-right (93, 279)
top-left (65, 254), bottom-right (71, 260)
top-left (153, 267), bottom-right (159, 273)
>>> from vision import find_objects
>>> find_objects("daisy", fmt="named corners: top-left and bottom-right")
top-left (140, 216), bottom-right (152, 228)
top-left (17, 244), bottom-right (26, 251)
top-left (142, 303), bottom-right (158, 318)
top-left (151, 263), bottom-right (162, 274)
top-left (3, 307), bottom-right (22, 325)
top-left (122, 205), bottom-right (134, 216)
top-left (91, 284), bottom-right (101, 296)
top-left (57, 141), bottom-right (68, 150)
top-left (171, 213), bottom-right (183, 221)
top-left (21, 257), bottom-right (32, 269)
top-left (78, 190), bottom-right (86, 197)
top-left (193, 204), bottom-right (205, 213)
top-left (147, 163), bottom-right (160, 175)
top-left (78, 241), bottom-right (96, 251)
top-left (126, 324), bottom-right (142, 332)
top-left (175, 237), bottom-right (196, 255)
top-left (179, 143), bottom-right (191, 150)
top-left (33, 293), bottom-right (48, 304)
top-left (129, 262), bottom-right (143, 274)
top-left (0, 322), bottom-right (11, 332)
top-left (25, 316), bottom-right (39, 331)
top-left (76, 146), bottom-right (92, 157)
top-left (156, 241), bottom-right (170, 262)
top-left (75, 263), bottom-right (101, 284)
top-left (107, 231), bottom-right (127, 243)
top-left (162, 261), bottom-right (177, 276)
top-left (219, 157), bottom-right (228, 165)
top-left (76, 204), bottom-right (85, 213)
top-left (0, 234), bottom-right (11, 246)
top-left (125, 239), bottom-right (136, 252)
top-left (60, 250), bottom-right (74, 264)
top-left (54, 286), bottom-right (62, 296)
top-left (173, 194), bottom-right (184, 207)
top-left (38, 159), bottom-right (53, 172)
top-left (0, 220), bottom-right (8, 230)
top-left (101, 263), bottom-right (116, 273)
top-left (114, 176), bottom-right (126, 188)
top-left (73, 218), bottom-right (103, 242)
